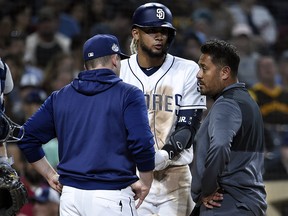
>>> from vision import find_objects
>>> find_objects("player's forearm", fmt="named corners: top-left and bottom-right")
top-left (31, 156), bottom-right (58, 181)
top-left (139, 170), bottom-right (153, 188)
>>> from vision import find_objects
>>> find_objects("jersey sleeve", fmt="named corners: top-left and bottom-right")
top-left (180, 61), bottom-right (206, 110)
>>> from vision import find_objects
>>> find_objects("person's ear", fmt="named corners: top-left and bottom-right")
top-left (111, 54), bottom-right (118, 68)
top-left (221, 66), bottom-right (231, 80)
top-left (132, 28), bottom-right (140, 40)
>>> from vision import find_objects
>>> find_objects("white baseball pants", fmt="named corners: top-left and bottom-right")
top-left (60, 185), bottom-right (138, 216)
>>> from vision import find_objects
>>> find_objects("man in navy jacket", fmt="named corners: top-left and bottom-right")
top-left (17, 34), bottom-right (155, 216)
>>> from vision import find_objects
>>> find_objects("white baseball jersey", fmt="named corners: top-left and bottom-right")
top-left (120, 54), bottom-right (206, 166)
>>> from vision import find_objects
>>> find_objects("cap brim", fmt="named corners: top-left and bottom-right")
top-left (119, 53), bottom-right (130, 60)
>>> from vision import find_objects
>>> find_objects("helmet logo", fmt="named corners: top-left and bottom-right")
top-left (156, 8), bottom-right (165, 20)
top-left (88, 52), bottom-right (94, 57)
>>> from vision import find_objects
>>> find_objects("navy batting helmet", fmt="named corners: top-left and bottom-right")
top-left (132, 3), bottom-right (176, 46)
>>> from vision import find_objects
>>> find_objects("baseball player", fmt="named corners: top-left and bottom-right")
top-left (0, 59), bottom-right (27, 216)
top-left (0, 58), bottom-right (25, 154)
top-left (0, 58), bottom-right (14, 160)
top-left (120, 3), bottom-right (206, 215)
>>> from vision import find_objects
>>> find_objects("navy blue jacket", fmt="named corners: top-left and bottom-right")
top-left (18, 69), bottom-right (155, 190)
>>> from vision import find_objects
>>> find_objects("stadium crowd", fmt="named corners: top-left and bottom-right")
top-left (1, 0), bottom-right (288, 215)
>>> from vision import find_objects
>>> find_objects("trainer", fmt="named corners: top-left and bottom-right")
top-left (191, 39), bottom-right (267, 216)
top-left (17, 34), bottom-right (155, 216)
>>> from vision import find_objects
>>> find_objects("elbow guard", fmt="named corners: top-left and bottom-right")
top-left (162, 109), bottom-right (203, 159)
top-left (162, 126), bottom-right (194, 159)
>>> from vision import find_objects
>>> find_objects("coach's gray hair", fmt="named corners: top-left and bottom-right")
top-left (130, 38), bottom-right (138, 55)
top-left (85, 55), bottom-right (112, 69)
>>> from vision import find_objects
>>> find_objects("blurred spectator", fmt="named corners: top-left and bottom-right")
top-left (22, 89), bottom-right (47, 119)
top-left (15, 73), bottom-right (43, 124)
top-left (0, 15), bottom-right (12, 56)
top-left (181, 30), bottom-right (203, 62)
top-left (230, 23), bottom-right (260, 87)
top-left (88, 0), bottom-right (108, 25)
top-left (193, 0), bottom-right (235, 40)
top-left (5, 32), bottom-right (27, 59)
top-left (70, 35), bottom-right (85, 73)
top-left (264, 133), bottom-right (288, 180)
top-left (42, 53), bottom-right (76, 95)
top-left (19, 73), bottom-right (43, 103)
top-left (278, 50), bottom-right (288, 89)
top-left (228, 0), bottom-right (277, 50)
top-left (9, 3), bottom-right (34, 37)
top-left (3, 54), bottom-right (44, 123)
top-left (249, 54), bottom-right (288, 124)
top-left (248, 54), bottom-right (288, 159)
top-left (4, 32), bottom-right (44, 87)
top-left (261, 0), bottom-right (288, 55)
top-left (89, 4), bottom-right (133, 53)
top-left (24, 6), bottom-right (71, 70)
top-left (190, 8), bottom-right (212, 43)
top-left (57, 1), bottom-right (85, 39)
top-left (30, 186), bottom-right (60, 216)
top-left (44, 0), bottom-right (84, 39)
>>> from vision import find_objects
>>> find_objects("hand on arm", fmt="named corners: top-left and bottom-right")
top-left (31, 157), bottom-right (62, 193)
top-left (131, 171), bottom-right (153, 209)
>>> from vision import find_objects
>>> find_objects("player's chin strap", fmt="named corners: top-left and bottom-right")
top-left (0, 111), bottom-right (24, 143)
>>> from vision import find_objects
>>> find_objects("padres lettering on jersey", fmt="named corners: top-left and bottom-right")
top-left (144, 93), bottom-right (182, 112)
top-left (120, 54), bottom-right (206, 165)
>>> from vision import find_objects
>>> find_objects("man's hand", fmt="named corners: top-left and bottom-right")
top-left (131, 171), bottom-right (153, 208)
top-left (31, 157), bottom-right (63, 194)
top-left (47, 173), bottom-right (62, 194)
top-left (130, 180), bottom-right (150, 209)
top-left (202, 191), bottom-right (224, 209)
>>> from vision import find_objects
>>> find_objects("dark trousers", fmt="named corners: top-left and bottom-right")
top-left (190, 193), bottom-right (256, 216)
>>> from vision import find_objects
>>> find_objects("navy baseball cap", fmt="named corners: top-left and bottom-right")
top-left (83, 34), bottom-right (129, 62)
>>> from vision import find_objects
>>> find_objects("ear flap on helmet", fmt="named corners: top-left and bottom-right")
top-left (0, 111), bottom-right (24, 143)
